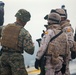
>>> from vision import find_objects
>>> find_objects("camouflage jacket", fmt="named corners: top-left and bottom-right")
top-left (60, 19), bottom-right (74, 48)
top-left (36, 24), bottom-right (62, 60)
top-left (36, 24), bottom-right (70, 65)
top-left (0, 22), bottom-right (34, 55)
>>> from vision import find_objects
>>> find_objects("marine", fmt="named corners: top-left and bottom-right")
top-left (44, 7), bottom-right (74, 75)
top-left (0, 9), bottom-right (34, 75)
top-left (54, 8), bottom-right (74, 75)
top-left (35, 12), bottom-right (70, 75)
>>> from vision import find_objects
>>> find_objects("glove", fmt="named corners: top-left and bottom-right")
top-left (71, 51), bottom-right (76, 59)
top-left (61, 64), bottom-right (66, 74)
top-left (35, 59), bottom-right (40, 69)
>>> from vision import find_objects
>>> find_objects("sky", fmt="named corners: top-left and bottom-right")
top-left (2, 0), bottom-right (76, 42)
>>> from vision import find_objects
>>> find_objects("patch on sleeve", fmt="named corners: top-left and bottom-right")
top-left (45, 31), bottom-right (48, 34)
top-left (66, 28), bottom-right (71, 32)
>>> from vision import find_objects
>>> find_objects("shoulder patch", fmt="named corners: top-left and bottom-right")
top-left (45, 31), bottom-right (48, 34)
top-left (66, 28), bottom-right (71, 32)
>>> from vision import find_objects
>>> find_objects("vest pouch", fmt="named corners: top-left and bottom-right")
top-left (1, 24), bottom-right (22, 51)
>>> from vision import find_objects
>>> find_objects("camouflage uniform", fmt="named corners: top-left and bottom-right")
top-left (50, 8), bottom-right (74, 75)
top-left (56, 9), bottom-right (74, 75)
top-left (54, 8), bottom-right (74, 50)
top-left (44, 8), bottom-right (74, 75)
top-left (60, 20), bottom-right (74, 49)
top-left (0, 9), bottom-right (34, 75)
top-left (35, 13), bottom-right (70, 75)
top-left (60, 19), bottom-right (74, 75)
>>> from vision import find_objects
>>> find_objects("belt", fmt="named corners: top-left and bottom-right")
top-left (2, 47), bottom-right (23, 53)
top-left (2, 50), bottom-right (23, 53)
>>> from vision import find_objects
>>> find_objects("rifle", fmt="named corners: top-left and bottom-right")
top-left (36, 38), bottom-right (41, 47)
top-left (36, 30), bottom-right (45, 47)
top-left (36, 30), bottom-right (46, 75)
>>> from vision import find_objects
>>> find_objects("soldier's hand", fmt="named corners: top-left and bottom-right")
top-left (34, 59), bottom-right (40, 69)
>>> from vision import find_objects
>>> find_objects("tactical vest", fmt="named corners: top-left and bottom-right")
top-left (46, 29), bottom-right (69, 58)
top-left (1, 24), bottom-right (23, 51)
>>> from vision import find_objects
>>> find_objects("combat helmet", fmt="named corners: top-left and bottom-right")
top-left (55, 8), bottom-right (66, 18)
top-left (15, 9), bottom-right (31, 23)
top-left (47, 13), bottom-right (61, 24)
top-left (51, 8), bottom-right (67, 21)
top-left (44, 8), bottom-right (66, 20)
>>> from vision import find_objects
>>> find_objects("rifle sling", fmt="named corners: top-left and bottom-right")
top-left (50, 30), bottom-right (63, 42)
top-left (44, 30), bottom-right (63, 56)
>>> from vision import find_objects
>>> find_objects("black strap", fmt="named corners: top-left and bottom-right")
top-left (40, 30), bottom-right (63, 75)
top-left (45, 30), bottom-right (63, 55)
top-left (50, 30), bottom-right (63, 42)
top-left (48, 18), bottom-right (60, 24)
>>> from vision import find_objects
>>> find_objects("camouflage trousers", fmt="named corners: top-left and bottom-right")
top-left (62, 52), bottom-right (71, 75)
top-left (0, 56), bottom-right (12, 75)
top-left (0, 52), bottom-right (28, 75)
top-left (45, 56), bottom-right (63, 75)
